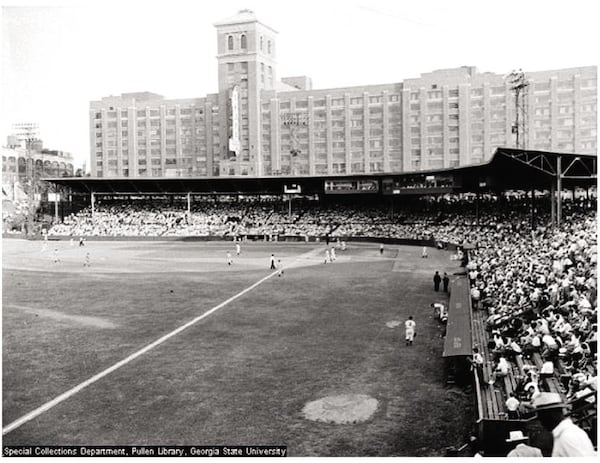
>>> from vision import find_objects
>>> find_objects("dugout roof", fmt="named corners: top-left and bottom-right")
top-left (443, 277), bottom-right (473, 358)
top-left (45, 148), bottom-right (597, 195)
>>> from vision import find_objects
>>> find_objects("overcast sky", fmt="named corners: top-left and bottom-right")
top-left (2, 0), bottom-right (598, 168)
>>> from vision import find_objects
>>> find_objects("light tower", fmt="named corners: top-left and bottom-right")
top-left (505, 69), bottom-right (529, 149)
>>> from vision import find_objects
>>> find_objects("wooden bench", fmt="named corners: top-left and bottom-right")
top-left (531, 353), bottom-right (563, 394)
top-left (471, 309), bottom-right (513, 420)
top-left (556, 358), bottom-right (568, 376)
top-left (504, 362), bottom-right (521, 396)
top-left (514, 354), bottom-right (526, 375)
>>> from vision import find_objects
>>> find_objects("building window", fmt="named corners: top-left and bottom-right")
top-left (241, 34), bottom-right (247, 49)
top-left (260, 36), bottom-right (263, 50)
top-left (267, 40), bottom-right (272, 54)
top-left (228, 35), bottom-right (233, 50)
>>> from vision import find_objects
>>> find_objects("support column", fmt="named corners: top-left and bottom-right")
top-left (54, 193), bottom-right (59, 223)
top-left (475, 191), bottom-right (480, 226)
top-left (550, 183), bottom-right (556, 228)
top-left (187, 192), bottom-right (191, 217)
top-left (91, 191), bottom-right (95, 220)
top-left (530, 188), bottom-right (535, 230)
top-left (556, 156), bottom-right (562, 228)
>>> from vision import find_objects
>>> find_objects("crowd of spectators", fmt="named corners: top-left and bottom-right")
top-left (463, 209), bottom-right (597, 419)
top-left (47, 195), bottom-right (595, 243)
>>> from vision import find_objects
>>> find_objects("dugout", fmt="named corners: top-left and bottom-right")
top-left (442, 276), bottom-right (473, 386)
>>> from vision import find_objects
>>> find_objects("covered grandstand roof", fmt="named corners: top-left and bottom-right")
top-left (45, 148), bottom-right (596, 195)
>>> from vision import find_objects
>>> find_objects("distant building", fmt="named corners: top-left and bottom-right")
top-left (2, 136), bottom-right (75, 198)
top-left (89, 10), bottom-right (597, 178)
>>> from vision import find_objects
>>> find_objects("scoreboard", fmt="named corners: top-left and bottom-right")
top-left (324, 179), bottom-right (379, 194)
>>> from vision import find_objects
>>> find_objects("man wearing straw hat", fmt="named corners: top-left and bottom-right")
top-left (505, 430), bottom-right (542, 457)
top-left (531, 392), bottom-right (596, 457)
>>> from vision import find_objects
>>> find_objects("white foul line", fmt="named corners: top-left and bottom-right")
top-left (3, 266), bottom-right (286, 435)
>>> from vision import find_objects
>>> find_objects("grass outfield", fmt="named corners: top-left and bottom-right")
top-left (2, 239), bottom-right (473, 456)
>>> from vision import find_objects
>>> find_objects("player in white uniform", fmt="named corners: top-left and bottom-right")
top-left (236, 243), bottom-right (241, 256)
top-left (324, 248), bottom-right (330, 264)
top-left (227, 251), bottom-right (233, 266)
top-left (405, 316), bottom-right (416, 346)
top-left (431, 302), bottom-right (448, 323)
top-left (330, 247), bottom-right (336, 261)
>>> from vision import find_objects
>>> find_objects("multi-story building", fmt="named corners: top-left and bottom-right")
top-left (2, 139), bottom-right (74, 208)
top-left (89, 10), bottom-right (597, 178)
top-left (2, 139), bottom-right (74, 187)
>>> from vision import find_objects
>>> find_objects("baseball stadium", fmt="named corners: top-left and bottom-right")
top-left (2, 148), bottom-right (597, 456)
top-left (2, 7), bottom-right (598, 458)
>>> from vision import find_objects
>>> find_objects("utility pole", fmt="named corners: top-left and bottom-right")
top-left (556, 156), bottom-right (562, 227)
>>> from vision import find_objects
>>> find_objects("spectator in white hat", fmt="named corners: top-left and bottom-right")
top-left (532, 392), bottom-right (596, 457)
top-left (505, 430), bottom-right (542, 457)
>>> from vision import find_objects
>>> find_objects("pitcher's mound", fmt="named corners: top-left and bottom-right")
top-left (302, 394), bottom-right (378, 424)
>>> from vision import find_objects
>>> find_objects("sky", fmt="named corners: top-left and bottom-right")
top-left (1, 0), bottom-right (598, 169)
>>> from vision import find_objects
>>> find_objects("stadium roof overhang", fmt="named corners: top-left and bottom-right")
top-left (44, 148), bottom-right (596, 195)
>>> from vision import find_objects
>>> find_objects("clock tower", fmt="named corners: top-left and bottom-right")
top-left (214, 10), bottom-right (277, 176)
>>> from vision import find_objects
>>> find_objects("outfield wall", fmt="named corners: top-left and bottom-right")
top-left (14, 234), bottom-right (449, 247)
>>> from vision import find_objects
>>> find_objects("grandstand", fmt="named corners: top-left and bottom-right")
top-left (2, 148), bottom-right (597, 456)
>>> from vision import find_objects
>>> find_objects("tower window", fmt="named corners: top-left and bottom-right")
top-left (241, 34), bottom-right (247, 49)
top-left (228, 35), bottom-right (233, 50)
top-left (267, 40), bottom-right (272, 54)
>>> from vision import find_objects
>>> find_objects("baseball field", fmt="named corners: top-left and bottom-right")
top-left (2, 238), bottom-right (473, 456)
